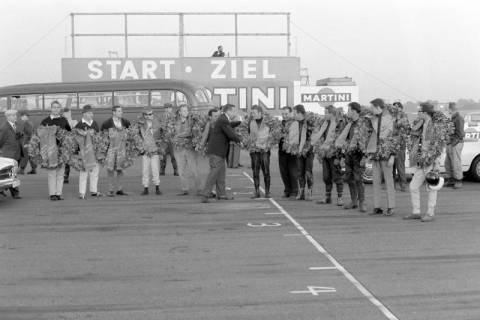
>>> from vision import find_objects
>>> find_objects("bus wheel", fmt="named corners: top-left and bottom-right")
top-left (469, 156), bottom-right (480, 181)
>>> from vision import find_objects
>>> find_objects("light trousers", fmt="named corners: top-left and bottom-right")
top-left (372, 160), bottom-right (395, 209)
top-left (79, 164), bottom-right (99, 195)
top-left (445, 143), bottom-right (463, 180)
top-left (409, 165), bottom-right (437, 217)
top-left (175, 148), bottom-right (201, 192)
top-left (142, 154), bottom-right (160, 187)
top-left (47, 165), bottom-right (65, 196)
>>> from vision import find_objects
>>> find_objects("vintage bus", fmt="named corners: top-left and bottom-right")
top-left (0, 79), bottom-right (213, 125)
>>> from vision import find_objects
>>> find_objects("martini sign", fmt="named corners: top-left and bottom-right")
top-left (298, 86), bottom-right (359, 114)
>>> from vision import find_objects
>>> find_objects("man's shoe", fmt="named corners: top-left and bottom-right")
top-left (90, 192), bottom-right (104, 197)
top-left (384, 208), bottom-right (394, 216)
top-left (217, 195), bottom-right (234, 200)
top-left (281, 192), bottom-right (290, 198)
top-left (453, 181), bottom-right (463, 189)
top-left (403, 213), bottom-right (421, 220)
top-left (264, 192), bottom-right (271, 198)
top-left (63, 179), bottom-right (69, 184)
top-left (421, 215), bottom-right (435, 222)
top-left (316, 197), bottom-right (332, 204)
top-left (207, 192), bottom-right (216, 198)
top-left (445, 178), bottom-right (455, 187)
top-left (201, 196), bottom-right (209, 203)
top-left (177, 191), bottom-right (189, 196)
top-left (173, 171), bottom-right (179, 176)
top-left (107, 191), bottom-right (115, 197)
top-left (78, 194), bottom-right (85, 200)
top-left (155, 186), bottom-right (162, 195)
top-left (56, 195), bottom-right (64, 200)
top-left (141, 187), bottom-right (149, 195)
top-left (343, 201), bottom-right (358, 209)
top-left (116, 190), bottom-right (128, 196)
top-left (27, 170), bottom-right (36, 174)
top-left (50, 195), bottom-right (57, 201)
top-left (12, 194), bottom-right (22, 199)
top-left (336, 197), bottom-right (344, 206)
top-left (160, 171), bottom-right (165, 176)
top-left (358, 201), bottom-right (367, 212)
top-left (370, 208), bottom-right (383, 215)
top-left (251, 191), bottom-right (261, 199)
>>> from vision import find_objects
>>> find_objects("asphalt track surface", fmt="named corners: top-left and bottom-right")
top-left (1, 151), bottom-right (479, 320)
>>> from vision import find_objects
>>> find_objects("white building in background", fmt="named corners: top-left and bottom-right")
top-left (295, 77), bottom-right (359, 115)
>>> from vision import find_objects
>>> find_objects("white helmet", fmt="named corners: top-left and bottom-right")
top-left (425, 171), bottom-right (444, 191)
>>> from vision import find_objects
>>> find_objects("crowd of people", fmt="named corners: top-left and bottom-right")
top-left (0, 98), bottom-right (465, 222)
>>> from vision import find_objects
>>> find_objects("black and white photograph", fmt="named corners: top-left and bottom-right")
top-left (0, 0), bottom-right (479, 319)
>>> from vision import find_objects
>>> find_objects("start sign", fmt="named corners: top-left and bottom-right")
top-left (62, 57), bottom-right (300, 110)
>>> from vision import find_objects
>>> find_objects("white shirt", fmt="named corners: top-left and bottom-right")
top-left (82, 118), bottom-right (93, 127)
top-left (8, 121), bottom-right (16, 131)
top-left (113, 117), bottom-right (122, 129)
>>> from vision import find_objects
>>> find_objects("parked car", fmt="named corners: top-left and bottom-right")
top-left (0, 157), bottom-right (20, 193)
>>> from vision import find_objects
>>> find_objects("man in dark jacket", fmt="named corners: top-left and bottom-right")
top-left (0, 110), bottom-right (22, 198)
top-left (278, 106), bottom-right (298, 198)
top-left (444, 102), bottom-right (465, 189)
top-left (159, 103), bottom-right (178, 176)
top-left (40, 101), bottom-right (72, 201)
top-left (101, 105), bottom-right (131, 197)
top-left (201, 104), bottom-right (241, 203)
top-left (17, 111), bottom-right (37, 174)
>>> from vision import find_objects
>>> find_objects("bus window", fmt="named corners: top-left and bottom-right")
top-left (44, 93), bottom-right (77, 110)
top-left (78, 92), bottom-right (113, 109)
top-left (176, 91), bottom-right (188, 106)
top-left (195, 89), bottom-right (209, 104)
top-left (114, 91), bottom-right (148, 108)
top-left (0, 97), bottom-right (7, 111)
top-left (11, 94), bottom-right (43, 110)
top-left (151, 90), bottom-right (175, 107)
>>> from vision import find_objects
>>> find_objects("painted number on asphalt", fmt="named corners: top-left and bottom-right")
top-left (290, 286), bottom-right (337, 295)
top-left (247, 222), bottom-right (282, 227)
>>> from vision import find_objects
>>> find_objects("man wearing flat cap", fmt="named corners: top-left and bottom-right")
top-left (0, 110), bottom-right (23, 198)
top-left (138, 106), bottom-right (162, 196)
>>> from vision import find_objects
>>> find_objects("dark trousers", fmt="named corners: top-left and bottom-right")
top-left (278, 149), bottom-right (298, 195)
top-left (250, 151), bottom-right (271, 192)
top-left (344, 151), bottom-right (365, 202)
top-left (296, 152), bottom-right (314, 189)
top-left (64, 164), bottom-right (70, 180)
top-left (321, 156), bottom-right (344, 196)
top-left (19, 154), bottom-right (37, 171)
top-left (202, 154), bottom-right (227, 197)
top-left (160, 142), bottom-right (178, 173)
top-left (393, 147), bottom-right (406, 185)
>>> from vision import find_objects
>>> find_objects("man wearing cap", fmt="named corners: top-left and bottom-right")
top-left (138, 106), bottom-right (162, 196)
top-left (0, 109), bottom-right (22, 199)
top-left (444, 102), bottom-right (465, 189)
top-left (101, 105), bottom-right (131, 197)
top-left (405, 102), bottom-right (449, 222)
top-left (17, 111), bottom-right (37, 175)
top-left (75, 105), bottom-right (101, 199)
top-left (40, 101), bottom-right (71, 201)
top-left (366, 98), bottom-right (410, 216)
top-left (159, 103), bottom-right (178, 176)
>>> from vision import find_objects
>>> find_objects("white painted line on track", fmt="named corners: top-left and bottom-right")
top-left (309, 267), bottom-right (338, 270)
top-left (242, 171), bottom-right (399, 320)
top-left (265, 212), bottom-right (285, 215)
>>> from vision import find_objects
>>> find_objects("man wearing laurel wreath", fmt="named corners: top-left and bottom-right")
top-left (74, 105), bottom-right (101, 199)
top-left (246, 105), bottom-right (273, 198)
top-left (40, 101), bottom-right (71, 201)
top-left (101, 105), bottom-right (131, 197)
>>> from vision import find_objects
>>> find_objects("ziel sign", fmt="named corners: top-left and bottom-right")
top-left (62, 57), bottom-right (300, 110)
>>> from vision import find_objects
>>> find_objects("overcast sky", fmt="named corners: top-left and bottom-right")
top-left (0, 0), bottom-right (479, 104)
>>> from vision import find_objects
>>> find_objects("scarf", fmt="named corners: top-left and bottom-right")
top-left (320, 119), bottom-right (337, 151)
top-left (310, 119), bottom-right (329, 146)
top-left (335, 122), bottom-right (352, 149)
top-left (249, 118), bottom-right (270, 150)
top-left (75, 129), bottom-right (97, 170)
top-left (421, 116), bottom-right (432, 151)
top-left (37, 126), bottom-right (59, 169)
top-left (140, 123), bottom-right (158, 156)
top-left (288, 121), bottom-right (307, 153)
